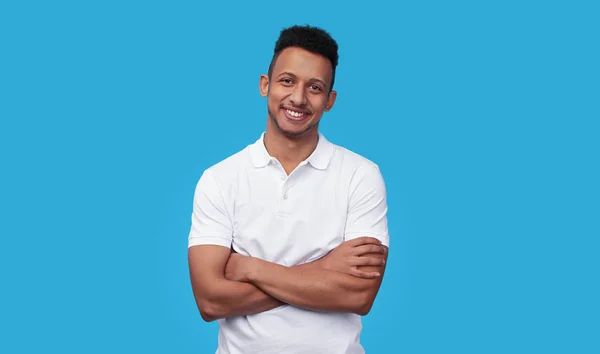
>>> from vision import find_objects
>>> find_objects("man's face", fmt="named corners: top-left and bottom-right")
top-left (260, 47), bottom-right (337, 138)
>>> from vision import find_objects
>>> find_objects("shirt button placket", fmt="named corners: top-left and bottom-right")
top-left (281, 174), bottom-right (290, 213)
top-left (277, 167), bottom-right (289, 213)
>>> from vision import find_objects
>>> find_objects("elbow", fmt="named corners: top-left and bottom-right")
top-left (197, 299), bottom-right (220, 322)
top-left (353, 291), bottom-right (376, 316)
top-left (356, 302), bottom-right (374, 316)
top-left (200, 310), bottom-right (217, 323)
top-left (191, 281), bottom-right (229, 322)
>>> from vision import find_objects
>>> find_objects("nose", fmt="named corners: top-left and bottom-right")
top-left (289, 85), bottom-right (307, 107)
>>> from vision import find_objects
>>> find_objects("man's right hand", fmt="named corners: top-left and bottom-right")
top-left (316, 237), bottom-right (387, 279)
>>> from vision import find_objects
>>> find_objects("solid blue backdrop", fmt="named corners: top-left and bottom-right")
top-left (1, 1), bottom-right (598, 353)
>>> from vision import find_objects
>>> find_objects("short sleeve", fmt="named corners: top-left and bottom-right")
top-left (188, 170), bottom-right (233, 248)
top-left (344, 165), bottom-right (390, 247)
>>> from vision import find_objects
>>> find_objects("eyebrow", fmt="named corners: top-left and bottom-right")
top-left (277, 72), bottom-right (328, 87)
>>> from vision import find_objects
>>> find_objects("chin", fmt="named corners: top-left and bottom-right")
top-left (281, 121), bottom-right (319, 138)
top-left (271, 118), bottom-right (310, 138)
top-left (278, 122), bottom-right (306, 136)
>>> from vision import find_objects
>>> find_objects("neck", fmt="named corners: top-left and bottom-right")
top-left (264, 123), bottom-right (319, 174)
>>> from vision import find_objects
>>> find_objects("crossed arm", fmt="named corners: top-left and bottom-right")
top-left (189, 166), bottom-right (389, 322)
top-left (189, 237), bottom-right (388, 322)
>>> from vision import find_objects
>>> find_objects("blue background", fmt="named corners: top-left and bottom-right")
top-left (1, 1), bottom-right (598, 353)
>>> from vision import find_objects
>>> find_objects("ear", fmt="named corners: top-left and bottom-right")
top-left (324, 90), bottom-right (337, 112)
top-left (259, 74), bottom-right (269, 97)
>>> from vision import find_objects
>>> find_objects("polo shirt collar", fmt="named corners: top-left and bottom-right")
top-left (249, 133), bottom-right (271, 168)
top-left (307, 133), bottom-right (334, 169)
top-left (249, 132), bottom-right (334, 170)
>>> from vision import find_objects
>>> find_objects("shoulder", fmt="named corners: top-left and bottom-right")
top-left (207, 146), bottom-right (251, 176)
top-left (329, 141), bottom-right (381, 177)
top-left (325, 140), bottom-right (387, 197)
top-left (195, 144), bottom-right (252, 190)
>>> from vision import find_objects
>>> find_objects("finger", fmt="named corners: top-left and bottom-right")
top-left (351, 256), bottom-right (386, 267)
top-left (350, 267), bottom-right (381, 279)
top-left (352, 244), bottom-right (386, 256)
top-left (346, 237), bottom-right (382, 247)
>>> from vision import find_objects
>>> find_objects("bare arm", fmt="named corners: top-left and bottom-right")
top-left (253, 252), bottom-right (386, 315)
top-left (188, 245), bottom-right (283, 322)
top-left (190, 242), bottom-right (385, 322)
top-left (227, 238), bottom-right (388, 315)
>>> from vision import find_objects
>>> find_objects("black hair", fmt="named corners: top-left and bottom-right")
top-left (267, 25), bottom-right (339, 92)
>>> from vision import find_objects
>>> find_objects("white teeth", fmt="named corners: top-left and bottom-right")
top-left (286, 109), bottom-right (305, 118)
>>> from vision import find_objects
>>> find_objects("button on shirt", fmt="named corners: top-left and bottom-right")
top-left (188, 132), bottom-right (390, 354)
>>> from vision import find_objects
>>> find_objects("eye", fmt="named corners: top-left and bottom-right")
top-left (280, 78), bottom-right (294, 85)
top-left (310, 84), bottom-right (322, 92)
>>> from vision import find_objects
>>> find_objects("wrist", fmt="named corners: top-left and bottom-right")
top-left (297, 257), bottom-right (323, 271)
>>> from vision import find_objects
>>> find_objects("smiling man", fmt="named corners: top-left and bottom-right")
top-left (188, 25), bottom-right (390, 354)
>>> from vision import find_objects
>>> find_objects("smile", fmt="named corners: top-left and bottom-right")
top-left (283, 107), bottom-right (310, 122)
top-left (286, 109), bottom-right (305, 118)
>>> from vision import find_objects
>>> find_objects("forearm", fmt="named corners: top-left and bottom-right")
top-left (195, 278), bottom-right (283, 321)
top-left (246, 259), bottom-right (373, 315)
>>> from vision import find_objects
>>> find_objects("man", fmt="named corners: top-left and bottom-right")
top-left (188, 25), bottom-right (390, 354)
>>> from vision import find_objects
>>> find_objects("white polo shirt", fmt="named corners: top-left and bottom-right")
top-left (188, 132), bottom-right (389, 354)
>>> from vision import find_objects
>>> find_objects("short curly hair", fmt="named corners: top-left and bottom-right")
top-left (268, 25), bottom-right (339, 92)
